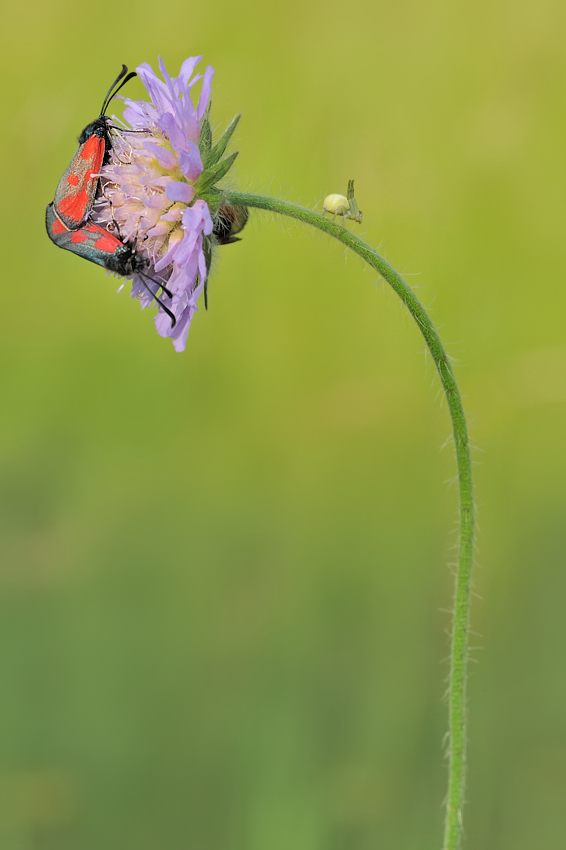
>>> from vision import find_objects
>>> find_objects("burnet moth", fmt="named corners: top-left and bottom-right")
top-left (52, 65), bottom-right (137, 231)
top-left (45, 203), bottom-right (176, 328)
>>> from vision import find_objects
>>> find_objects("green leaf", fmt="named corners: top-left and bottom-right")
top-left (204, 114), bottom-right (241, 169)
top-left (199, 116), bottom-right (212, 154)
top-left (196, 152), bottom-right (239, 193)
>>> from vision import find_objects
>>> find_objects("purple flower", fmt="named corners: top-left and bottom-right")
top-left (95, 57), bottom-right (235, 352)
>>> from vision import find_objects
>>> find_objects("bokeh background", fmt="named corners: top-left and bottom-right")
top-left (1, 1), bottom-right (565, 847)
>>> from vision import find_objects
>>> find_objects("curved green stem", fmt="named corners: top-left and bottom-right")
top-left (226, 191), bottom-right (474, 850)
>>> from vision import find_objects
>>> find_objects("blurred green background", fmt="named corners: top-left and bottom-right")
top-left (1, 0), bottom-right (565, 847)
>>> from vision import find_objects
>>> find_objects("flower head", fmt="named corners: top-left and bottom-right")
top-left (95, 57), bottom-right (242, 351)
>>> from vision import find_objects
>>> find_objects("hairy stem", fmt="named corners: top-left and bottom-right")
top-left (226, 191), bottom-right (474, 850)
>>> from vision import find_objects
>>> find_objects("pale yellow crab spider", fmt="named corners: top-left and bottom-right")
top-left (322, 179), bottom-right (363, 225)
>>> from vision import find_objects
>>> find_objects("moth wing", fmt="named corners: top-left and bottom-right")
top-left (46, 204), bottom-right (122, 269)
top-left (52, 133), bottom-right (106, 229)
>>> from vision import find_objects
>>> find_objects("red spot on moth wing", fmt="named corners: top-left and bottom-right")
top-left (67, 174), bottom-right (80, 186)
top-left (81, 223), bottom-right (123, 253)
top-left (94, 231), bottom-right (122, 253)
top-left (78, 137), bottom-right (105, 182)
top-left (90, 144), bottom-right (105, 176)
top-left (80, 135), bottom-right (103, 160)
top-left (51, 217), bottom-right (67, 236)
top-left (58, 189), bottom-right (90, 223)
top-left (70, 229), bottom-right (89, 244)
top-left (76, 138), bottom-right (105, 185)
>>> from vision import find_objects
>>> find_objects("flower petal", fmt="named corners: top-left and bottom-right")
top-left (160, 207), bottom-right (183, 222)
top-left (197, 65), bottom-right (215, 119)
top-left (178, 143), bottom-right (203, 181)
top-left (165, 181), bottom-right (195, 203)
top-left (179, 56), bottom-right (202, 86)
top-left (146, 222), bottom-right (171, 237)
top-left (158, 111), bottom-right (187, 152)
top-left (143, 141), bottom-right (177, 170)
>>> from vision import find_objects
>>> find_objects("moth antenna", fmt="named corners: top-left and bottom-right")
top-left (139, 270), bottom-right (173, 300)
top-left (100, 65), bottom-right (137, 118)
top-left (110, 127), bottom-right (151, 142)
top-left (137, 275), bottom-right (176, 328)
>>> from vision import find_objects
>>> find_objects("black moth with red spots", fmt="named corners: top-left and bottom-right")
top-left (51, 65), bottom-right (136, 231)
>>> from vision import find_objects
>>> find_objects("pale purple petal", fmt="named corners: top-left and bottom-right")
top-left (185, 278), bottom-right (205, 313)
top-left (197, 244), bottom-right (208, 284)
top-left (174, 103), bottom-right (200, 144)
top-left (197, 66), bottom-right (215, 119)
top-left (174, 230), bottom-right (199, 267)
top-left (179, 56), bottom-right (202, 86)
top-left (155, 307), bottom-right (178, 337)
top-left (158, 112), bottom-right (187, 151)
top-left (136, 63), bottom-right (175, 114)
top-left (160, 207), bottom-right (183, 222)
top-left (199, 201), bottom-right (214, 236)
top-left (157, 56), bottom-right (173, 86)
top-left (122, 102), bottom-right (158, 127)
top-left (149, 176), bottom-right (174, 187)
top-left (143, 141), bottom-right (177, 169)
top-left (146, 222), bottom-right (171, 237)
top-left (182, 204), bottom-right (204, 231)
top-left (143, 193), bottom-right (168, 210)
top-left (178, 144), bottom-right (203, 181)
top-left (165, 181), bottom-right (195, 203)
top-left (154, 238), bottom-right (182, 272)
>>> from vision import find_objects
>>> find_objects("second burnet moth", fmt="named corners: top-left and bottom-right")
top-left (45, 203), bottom-right (176, 328)
top-left (52, 65), bottom-right (137, 231)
